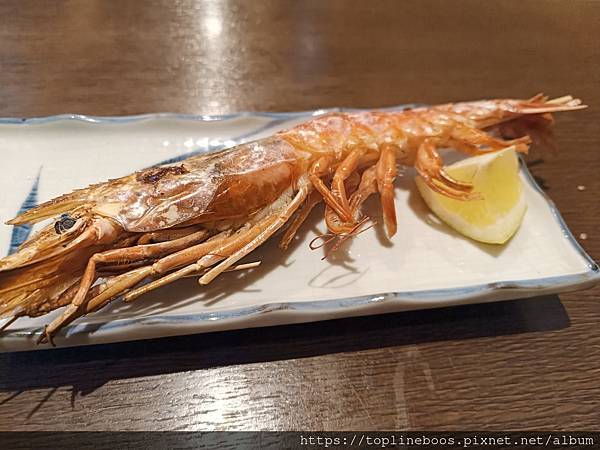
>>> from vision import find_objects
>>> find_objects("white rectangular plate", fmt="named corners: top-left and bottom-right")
top-left (0, 108), bottom-right (598, 352)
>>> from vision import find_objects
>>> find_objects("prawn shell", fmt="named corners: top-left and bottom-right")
top-left (92, 137), bottom-right (305, 232)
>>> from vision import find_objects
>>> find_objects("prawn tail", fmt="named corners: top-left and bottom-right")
top-left (515, 93), bottom-right (587, 115)
top-left (469, 93), bottom-right (587, 130)
top-left (477, 94), bottom-right (587, 150)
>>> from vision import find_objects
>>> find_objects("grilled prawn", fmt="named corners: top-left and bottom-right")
top-left (0, 94), bottom-right (586, 344)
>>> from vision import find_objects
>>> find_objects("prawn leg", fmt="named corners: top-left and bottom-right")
top-left (200, 181), bottom-right (309, 284)
top-left (376, 144), bottom-right (398, 237)
top-left (124, 183), bottom-right (309, 300)
top-left (349, 165), bottom-right (378, 212)
top-left (331, 144), bottom-right (397, 238)
top-left (450, 123), bottom-right (531, 154)
top-left (323, 148), bottom-right (380, 235)
top-left (40, 229), bottom-right (209, 343)
top-left (122, 218), bottom-right (275, 302)
top-left (68, 233), bottom-right (232, 312)
top-left (415, 139), bottom-right (476, 200)
top-left (137, 225), bottom-right (206, 245)
top-left (279, 187), bottom-right (322, 250)
top-left (325, 157), bottom-right (381, 235)
top-left (308, 156), bottom-right (353, 222)
top-left (330, 147), bottom-right (368, 216)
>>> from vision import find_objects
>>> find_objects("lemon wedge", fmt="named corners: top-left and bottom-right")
top-left (415, 147), bottom-right (527, 244)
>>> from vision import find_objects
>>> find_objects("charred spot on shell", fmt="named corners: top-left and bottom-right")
top-left (136, 165), bottom-right (188, 184)
top-left (54, 214), bottom-right (76, 235)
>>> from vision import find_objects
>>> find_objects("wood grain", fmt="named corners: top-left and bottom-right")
top-left (0, 0), bottom-right (599, 431)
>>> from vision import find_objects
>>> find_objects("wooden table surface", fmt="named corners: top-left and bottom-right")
top-left (1, 0), bottom-right (599, 431)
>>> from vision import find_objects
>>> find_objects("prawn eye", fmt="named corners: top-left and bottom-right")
top-left (54, 215), bottom-right (76, 234)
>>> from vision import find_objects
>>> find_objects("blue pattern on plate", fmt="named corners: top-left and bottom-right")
top-left (9, 167), bottom-right (42, 254)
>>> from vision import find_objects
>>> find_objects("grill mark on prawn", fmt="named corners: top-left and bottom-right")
top-left (136, 166), bottom-right (189, 184)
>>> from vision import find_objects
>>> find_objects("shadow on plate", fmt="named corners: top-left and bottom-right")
top-left (0, 294), bottom-right (569, 408)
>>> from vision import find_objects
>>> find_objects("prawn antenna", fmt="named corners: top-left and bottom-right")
top-left (309, 216), bottom-right (376, 260)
